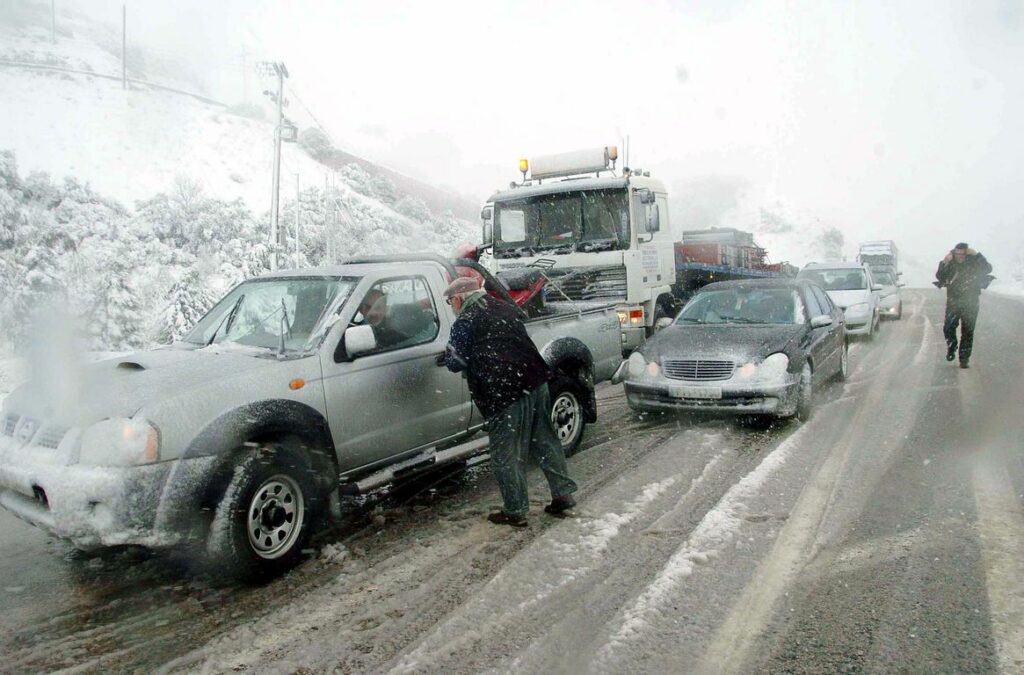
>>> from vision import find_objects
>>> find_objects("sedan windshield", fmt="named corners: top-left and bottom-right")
top-left (183, 277), bottom-right (357, 353)
top-left (798, 268), bottom-right (867, 291)
top-left (677, 288), bottom-right (806, 325)
top-left (872, 270), bottom-right (896, 285)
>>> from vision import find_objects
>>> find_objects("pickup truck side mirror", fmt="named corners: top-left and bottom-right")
top-left (810, 315), bottom-right (833, 329)
top-left (344, 325), bottom-right (377, 358)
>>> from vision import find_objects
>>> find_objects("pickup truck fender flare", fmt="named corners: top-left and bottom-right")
top-left (157, 400), bottom-right (336, 534)
top-left (540, 337), bottom-right (598, 423)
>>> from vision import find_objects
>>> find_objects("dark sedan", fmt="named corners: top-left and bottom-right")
top-left (616, 278), bottom-right (848, 420)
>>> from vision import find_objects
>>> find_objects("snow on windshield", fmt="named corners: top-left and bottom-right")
top-left (184, 277), bottom-right (356, 353)
top-left (677, 288), bottom-right (805, 325)
top-left (495, 189), bottom-right (630, 255)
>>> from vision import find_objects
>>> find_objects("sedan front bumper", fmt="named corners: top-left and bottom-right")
top-left (624, 377), bottom-right (800, 416)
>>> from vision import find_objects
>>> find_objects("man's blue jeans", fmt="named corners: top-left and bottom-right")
top-left (487, 383), bottom-right (578, 518)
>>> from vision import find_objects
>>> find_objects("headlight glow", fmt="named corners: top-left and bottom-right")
top-left (628, 351), bottom-right (646, 377)
top-left (79, 418), bottom-right (160, 467)
top-left (737, 353), bottom-right (790, 382)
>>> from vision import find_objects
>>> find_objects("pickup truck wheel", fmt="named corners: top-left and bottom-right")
top-left (549, 376), bottom-right (586, 456)
top-left (207, 444), bottom-right (320, 583)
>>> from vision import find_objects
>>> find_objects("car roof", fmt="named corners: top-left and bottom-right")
top-left (800, 261), bottom-right (868, 271)
top-left (699, 277), bottom-right (813, 292)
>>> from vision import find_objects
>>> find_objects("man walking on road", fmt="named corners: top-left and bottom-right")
top-left (443, 276), bottom-right (578, 528)
top-left (935, 242), bottom-right (993, 369)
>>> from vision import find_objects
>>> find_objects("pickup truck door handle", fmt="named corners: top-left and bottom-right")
top-left (434, 352), bottom-right (447, 367)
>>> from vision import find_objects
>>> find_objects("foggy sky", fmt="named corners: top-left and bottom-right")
top-left (63, 0), bottom-right (1024, 278)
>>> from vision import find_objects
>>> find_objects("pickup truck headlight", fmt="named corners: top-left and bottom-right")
top-left (735, 353), bottom-right (790, 383)
top-left (79, 418), bottom-right (160, 467)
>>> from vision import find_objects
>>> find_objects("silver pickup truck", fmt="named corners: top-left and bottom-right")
top-left (0, 255), bottom-right (621, 580)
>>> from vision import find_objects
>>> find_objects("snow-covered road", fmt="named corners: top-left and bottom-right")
top-left (2, 289), bottom-right (1023, 673)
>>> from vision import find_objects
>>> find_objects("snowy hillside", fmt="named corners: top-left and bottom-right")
top-left (0, 26), bottom-right (356, 213)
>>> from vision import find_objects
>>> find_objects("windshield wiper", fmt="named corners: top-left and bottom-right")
top-left (278, 299), bottom-right (292, 356)
top-left (718, 316), bottom-right (765, 324)
top-left (578, 238), bottom-right (618, 253)
top-left (207, 294), bottom-right (246, 346)
top-left (678, 317), bottom-right (705, 323)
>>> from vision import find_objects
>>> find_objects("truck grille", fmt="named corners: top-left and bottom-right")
top-left (35, 426), bottom-right (68, 449)
top-left (547, 266), bottom-right (627, 302)
top-left (1, 414), bottom-right (17, 436)
top-left (662, 359), bottom-right (735, 381)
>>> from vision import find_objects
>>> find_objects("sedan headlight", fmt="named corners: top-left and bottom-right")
top-left (79, 418), bottom-right (160, 467)
top-left (735, 353), bottom-right (790, 383)
top-left (627, 351), bottom-right (661, 378)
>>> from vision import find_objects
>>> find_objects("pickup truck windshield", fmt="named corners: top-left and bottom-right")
top-left (183, 277), bottom-right (357, 353)
top-left (494, 188), bottom-right (629, 257)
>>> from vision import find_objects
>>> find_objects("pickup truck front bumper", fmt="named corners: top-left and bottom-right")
top-left (0, 440), bottom-right (216, 549)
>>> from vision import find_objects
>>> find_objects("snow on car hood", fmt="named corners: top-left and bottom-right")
top-left (642, 323), bottom-right (804, 365)
top-left (3, 346), bottom-right (277, 427)
top-left (826, 289), bottom-right (872, 309)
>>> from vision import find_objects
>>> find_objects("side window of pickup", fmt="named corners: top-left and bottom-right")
top-left (349, 276), bottom-right (440, 354)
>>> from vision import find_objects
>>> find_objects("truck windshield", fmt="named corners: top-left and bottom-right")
top-left (182, 277), bottom-right (357, 353)
top-left (493, 189), bottom-right (629, 257)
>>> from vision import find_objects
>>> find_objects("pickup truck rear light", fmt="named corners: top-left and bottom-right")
top-left (629, 309), bottom-right (644, 326)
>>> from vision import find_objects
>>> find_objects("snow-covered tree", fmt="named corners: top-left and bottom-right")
top-left (157, 269), bottom-right (217, 343)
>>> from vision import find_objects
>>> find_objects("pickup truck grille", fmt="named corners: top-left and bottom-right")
top-left (1, 414), bottom-right (17, 436)
top-left (35, 426), bottom-right (68, 449)
top-left (662, 359), bottom-right (735, 381)
top-left (547, 266), bottom-right (627, 302)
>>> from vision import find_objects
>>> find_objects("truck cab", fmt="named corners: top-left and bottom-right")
top-left (480, 147), bottom-right (676, 353)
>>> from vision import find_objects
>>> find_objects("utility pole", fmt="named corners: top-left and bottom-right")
top-left (294, 172), bottom-right (301, 268)
top-left (121, 5), bottom-right (127, 90)
top-left (240, 45), bottom-right (248, 103)
top-left (259, 61), bottom-right (289, 270)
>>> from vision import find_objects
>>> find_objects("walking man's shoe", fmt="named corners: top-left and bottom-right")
top-left (544, 495), bottom-right (577, 518)
top-left (959, 359), bottom-right (970, 369)
top-left (487, 511), bottom-right (528, 528)
top-left (946, 344), bottom-right (957, 362)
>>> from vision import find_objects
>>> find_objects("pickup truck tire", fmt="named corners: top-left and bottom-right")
top-left (549, 376), bottom-right (586, 456)
top-left (207, 444), bottom-right (320, 583)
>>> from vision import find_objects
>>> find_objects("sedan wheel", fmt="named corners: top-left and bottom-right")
top-left (836, 340), bottom-right (849, 381)
top-left (796, 363), bottom-right (814, 421)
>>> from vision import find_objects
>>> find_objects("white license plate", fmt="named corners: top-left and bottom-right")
top-left (668, 385), bottom-right (722, 400)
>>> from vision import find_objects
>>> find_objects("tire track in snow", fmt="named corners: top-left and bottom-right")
top-left (389, 432), bottom-right (733, 673)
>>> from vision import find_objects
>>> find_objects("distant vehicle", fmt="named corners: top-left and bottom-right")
top-left (615, 278), bottom-right (848, 422)
top-left (0, 255), bottom-right (622, 581)
top-left (479, 147), bottom-right (791, 354)
top-left (798, 261), bottom-right (882, 338)
top-left (857, 240), bottom-right (898, 273)
top-left (870, 267), bottom-right (905, 319)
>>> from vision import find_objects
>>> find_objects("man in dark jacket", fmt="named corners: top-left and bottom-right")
top-left (444, 276), bottom-right (577, 527)
top-left (935, 242), bottom-right (993, 368)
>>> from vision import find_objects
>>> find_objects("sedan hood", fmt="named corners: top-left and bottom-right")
top-left (643, 323), bottom-right (804, 365)
top-left (3, 346), bottom-right (278, 427)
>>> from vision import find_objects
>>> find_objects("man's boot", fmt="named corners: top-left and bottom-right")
top-left (544, 495), bottom-right (577, 518)
top-left (959, 358), bottom-right (970, 369)
top-left (946, 343), bottom-right (957, 362)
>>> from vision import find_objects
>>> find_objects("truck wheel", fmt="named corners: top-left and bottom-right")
top-left (647, 306), bottom-right (672, 337)
top-left (207, 444), bottom-right (321, 583)
top-left (549, 376), bottom-right (586, 456)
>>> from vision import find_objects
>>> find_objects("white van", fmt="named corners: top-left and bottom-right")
top-left (798, 261), bottom-right (882, 338)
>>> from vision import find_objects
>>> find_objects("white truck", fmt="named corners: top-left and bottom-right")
top-left (479, 146), bottom-right (677, 354)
